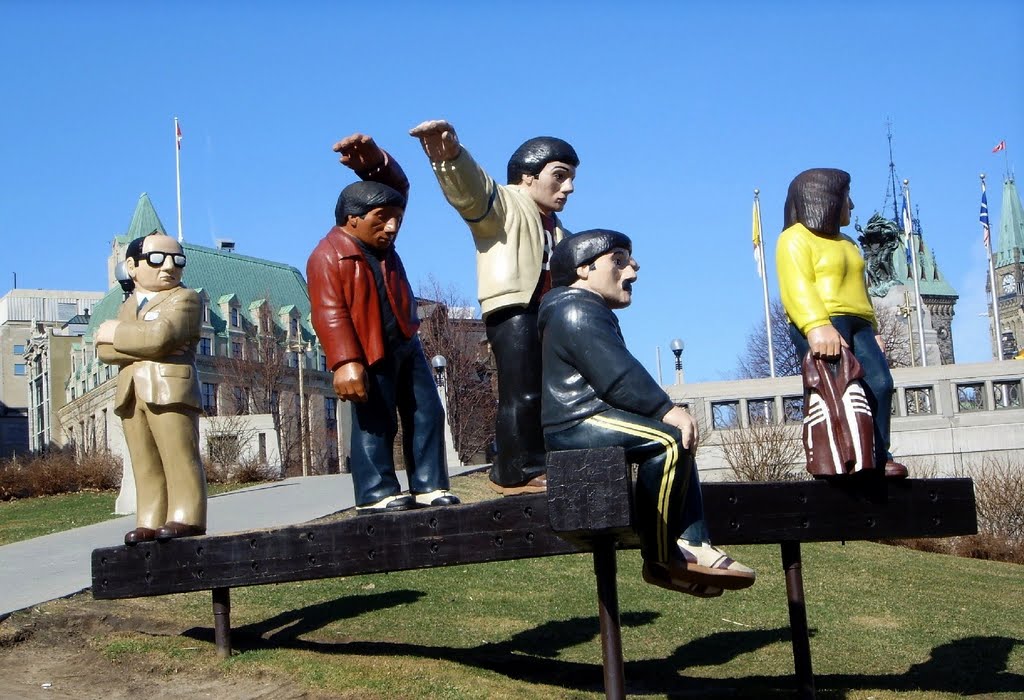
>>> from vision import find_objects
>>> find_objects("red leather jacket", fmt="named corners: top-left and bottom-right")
top-left (307, 228), bottom-right (419, 370)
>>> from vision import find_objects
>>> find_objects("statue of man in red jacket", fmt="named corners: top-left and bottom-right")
top-left (307, 134), bottom-right (459, 513)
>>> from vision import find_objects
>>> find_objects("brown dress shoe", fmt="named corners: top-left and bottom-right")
top-left (155, 522), bottom-right (206, 542)
top-left (124, 527), bottom-right (157, 546)
top-left (487, 474), bottom-right (547, 496)
top-left (884, 460), bottom-right (909, 479)
top-left (642, 562), bottom-right (723, 598)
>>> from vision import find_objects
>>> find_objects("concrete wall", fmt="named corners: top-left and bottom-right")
top-left (665, 360), bottom-right (1024, 480)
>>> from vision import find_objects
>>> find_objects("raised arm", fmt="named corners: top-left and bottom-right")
top-left (333, 133), bottom-right (410, 200)
top-left (409, 120), bottom-right (506, 238)
top-left (409, 119), bottom-right (462, 162)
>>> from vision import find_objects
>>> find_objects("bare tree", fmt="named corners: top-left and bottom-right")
top-left (719, 419), bottom-right (805, 482)
top-left (212, 299), bottom-right (304, 478)
top-left (873, 303), bottom-right (913, 368)
top-left (735, 299), bottom-right (801, 379)
top-left (417, 276), bottom-right (497, 465)
top-left (737, 298), bottom-right (913, 378)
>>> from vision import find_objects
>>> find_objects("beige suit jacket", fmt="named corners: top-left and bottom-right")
top-left (97, 285), bottom-right (202, 418)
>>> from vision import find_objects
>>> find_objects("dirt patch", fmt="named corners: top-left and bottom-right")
top-left (0, 596), bottom-right (330, 700)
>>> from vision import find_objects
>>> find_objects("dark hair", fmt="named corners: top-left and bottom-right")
top-left (335, 181), bottom-right (407, 226)
top-left (784, 168), bottom-right (851, 234)
top-left (550, 229), bottom-right (633, 287)
top-left (506, 136), bottom-right (579, 185)
top-left (125, 230), bottom-right (173, 262)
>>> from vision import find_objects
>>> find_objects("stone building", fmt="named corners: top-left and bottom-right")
top-left (0, 289), bottom-right (105, 456)
top-left (986, 177), bottom-right (1024, 358)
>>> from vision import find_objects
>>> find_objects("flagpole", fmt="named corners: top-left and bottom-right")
top-left (174, 116), bottom-right (183, 242)
top-left (753, 189), bottom-right (776, 377)
top-left (981, 173), bottom-right (1003, 359)
top-left (902, 179), bottom-right (928, 366)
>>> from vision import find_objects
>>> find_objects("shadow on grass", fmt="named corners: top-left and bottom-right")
top-left (184, 594), bottom-right (1023, 698)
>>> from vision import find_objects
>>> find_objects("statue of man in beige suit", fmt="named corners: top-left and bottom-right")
top-left (96, 232), bottom-right (207, 545)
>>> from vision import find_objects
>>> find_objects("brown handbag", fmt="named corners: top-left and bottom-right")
top-left (801, 346), bottom-right (876, 477)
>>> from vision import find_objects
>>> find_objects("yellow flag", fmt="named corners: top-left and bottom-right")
top-left (752, 196), bottom-right (763, 278)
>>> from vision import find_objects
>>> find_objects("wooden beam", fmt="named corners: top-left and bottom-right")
top-left (92, 477), bottom-right (976, 600)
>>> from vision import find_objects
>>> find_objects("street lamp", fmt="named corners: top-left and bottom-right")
top-left (289, 340), bottom-right (310, 477)
top-left (670, 338), bottom-right (684, 384)
top-left (431, 354), bottom-right (448, 390)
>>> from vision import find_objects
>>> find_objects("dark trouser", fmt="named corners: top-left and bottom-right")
top-left (545, 408), bottom-right (709, 564)
top-left (350, 337), bottom-right (449, 506)
top-left (789, 315), bottom-right (894, 468)
top-left (485, 306), bottom-right (546, 486)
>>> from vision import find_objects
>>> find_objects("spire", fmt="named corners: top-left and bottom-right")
top-left (995, 177), bottom-right (1024, 268)
top-left (125, 192), bottom-right (168, 240)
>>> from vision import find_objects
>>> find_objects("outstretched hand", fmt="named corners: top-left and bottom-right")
top-left (409, 119), bottom-right (461, 161)
top-left (333, 361), bottom-right (369, 403)
top-left (332, 133), bottom-right (385, 172)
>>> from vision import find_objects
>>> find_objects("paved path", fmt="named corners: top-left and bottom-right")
top-left (0, 465), bottom-right (484, 619)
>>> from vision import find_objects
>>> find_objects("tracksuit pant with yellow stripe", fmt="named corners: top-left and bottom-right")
top-left (544, 408), bottom-right (709, 565)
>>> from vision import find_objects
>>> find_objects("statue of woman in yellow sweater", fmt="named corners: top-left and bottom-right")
top-left (776, 168), bottom-right (907, 478)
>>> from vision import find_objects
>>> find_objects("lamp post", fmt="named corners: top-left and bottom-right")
top-left (670, 338), bottom-right (684, 384)
top-left (289, 341), bottom-right (309, 477)
top-left (896, 289), bottom-right (916, 367)
top-left (431, 354), bottom-right (448, 392)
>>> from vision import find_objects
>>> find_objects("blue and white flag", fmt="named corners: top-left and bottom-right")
top-left (980, 181), bottom-right (991, 248)
top-left (901, 194), bottom-right (913, 268)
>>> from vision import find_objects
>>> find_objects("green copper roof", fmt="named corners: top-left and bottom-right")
top-left (125, 192), bottom-right (168, 239)
top-left (890, 215), bottom-right (958, 298)
top-left (995, 178), bottom-right (1024, 268)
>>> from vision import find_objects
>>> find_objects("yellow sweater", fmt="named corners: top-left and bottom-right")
top-left (775, 223), bottom-right (876, 335)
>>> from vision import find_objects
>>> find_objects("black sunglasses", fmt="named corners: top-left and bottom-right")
top-left (136, 251), bottom-right (187, 268)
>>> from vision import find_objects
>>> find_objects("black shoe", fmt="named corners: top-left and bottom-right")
top-left (413, 490), bottom-right (461, 507)
top-left (356, 494), bottom-right (415, 515)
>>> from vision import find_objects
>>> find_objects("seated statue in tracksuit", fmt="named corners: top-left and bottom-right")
top-left (538, 230), bottom-right (756, 597)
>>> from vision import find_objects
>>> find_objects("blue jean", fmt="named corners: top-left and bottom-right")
top-left (350, 336), bottom-right (449, 505)
top-left (789, 316), bottom-right (894, 468)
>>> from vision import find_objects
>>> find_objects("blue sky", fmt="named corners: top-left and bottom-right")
top-left (1, 1), bottom-right (1021, 382)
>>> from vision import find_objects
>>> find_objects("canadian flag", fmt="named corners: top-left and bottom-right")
top-left (993, 140), bottom-right (1006, 153)
top-left (176, 122), bottom-right (183, 150)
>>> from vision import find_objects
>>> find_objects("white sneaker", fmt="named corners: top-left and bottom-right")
top-left (671, 540), bottom-right (756, 590)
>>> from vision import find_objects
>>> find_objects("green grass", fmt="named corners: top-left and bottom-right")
top-left (0, 491), bottom-right (119, 545)
top-left (0, 483), bottom-right (265, 546)
top-left (67, 473), bottom-right (1022, 699)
